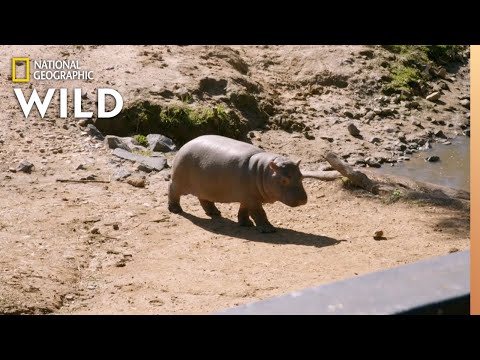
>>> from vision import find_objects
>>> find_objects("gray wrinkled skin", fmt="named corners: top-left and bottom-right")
top-left (168, 135), bottom-right (307, 233)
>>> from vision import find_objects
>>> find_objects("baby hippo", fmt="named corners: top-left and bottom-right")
top-left (168, 135), bottom-right (307, 233)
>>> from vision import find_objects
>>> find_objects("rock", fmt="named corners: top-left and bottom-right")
top-left (397, 132), bottom-right (406, 142)
top-left (460, 99), bottom-right (470, 109)
top-left (304, 132), bottom-right (315, 140)
top-left (343, 110), bottom-right (354, 118)
top-left (439, 82), bottom-right (450, 91)
top-left (90, 227), bottom-right (100, 234)
top-left (359, 50), bottom-right (375, 59)
top-left (435, 130), bottom-right (447, 139)
top-left (405, 101), bottom-right (420, 109)
top-left (373, 230), bottom-right (384, 239)
top-left (16, 160), bottom-right (34, 173)
top-left (86, 124), bottom-right (104, 141)
top-left (431, 119), bottom-right (446, 126)
top-left (76, 164), bottom-right (87, 170)
top-left (419, 141), bottom-right (432, 151)
top-left (146, 134), bottom-right (177, 152)
top-left (411, 120), bottom-right (424, 129)
top-left (137, 163), bottom-right (154, 173)
top-left (347, 123), bottom-right (360, 137)
top-left (112, 168), bottom-right (131, 180)
top-left (463, 129), bottom-right (470, 137)
top-left (395, 142), bottom-right (407, 151)
top-left (113, 224), bottom-right (119, 230)
top-left (112, 148), bottom-right (167, 171)
top-left (364, 111), bottom-right (375, 120)
top-left (426, 156), bottom-right (440, 162)
top-left (77, 119), bottom-right (94, 127)
top-left (320, 136), bottom-right (334, 143)
top-left (105, 135), bottom-right (132, 151)
top-left (127, 176), bottom-right (146, 188)
top-left (426, 92), bottom-right (441, 102)
top-left (436, 68), bottom-right (447, 78)
top-left (365, 160), bottom-right (381, 168)
top-left (369, 137), bottom-right (382, 144)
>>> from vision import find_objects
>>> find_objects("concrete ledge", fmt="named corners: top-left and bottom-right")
top-left (216, 251), bottom-right (470, 315)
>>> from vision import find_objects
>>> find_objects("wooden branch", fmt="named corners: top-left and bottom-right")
top-left (301, 170), bottom-right (341, 181)
top-left (324, 152), bottom-right (378, 194)
top-left (56, 179), bottom-right (110, 184)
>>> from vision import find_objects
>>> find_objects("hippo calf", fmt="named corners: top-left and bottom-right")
top-left (168, 135), bottom-right (307, 233)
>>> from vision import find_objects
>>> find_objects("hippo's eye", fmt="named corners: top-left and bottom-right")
top-left (281, 177), bottom-right (290, 186)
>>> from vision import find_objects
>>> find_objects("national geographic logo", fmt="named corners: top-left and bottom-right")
top-left (11, 58), bottom-right (94, 82)
top-left (11, 57), bottom-right (123, 119)
top-left (11, 58), bottom-right (30, 82)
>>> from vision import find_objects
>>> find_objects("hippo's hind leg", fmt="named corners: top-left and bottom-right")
top-left (238, 204), bottom-right (254, 227)
top-left (249, 204), bottom-right (276, 233)
top-left (199, 199), bottom-right (221, 217)
top-left (168, 182), bottom-right (183, 214)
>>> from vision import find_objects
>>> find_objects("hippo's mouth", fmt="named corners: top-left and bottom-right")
top-left (283, 196), bottom-right (308, 207)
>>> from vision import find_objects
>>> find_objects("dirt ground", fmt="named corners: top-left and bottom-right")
top-left (0, 45), bottom-right (470, 314)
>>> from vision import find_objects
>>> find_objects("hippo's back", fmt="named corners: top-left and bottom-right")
top-left (174, 135), bottom-right (263, 167)
top-left (171, 135), bottom-right (266, 202)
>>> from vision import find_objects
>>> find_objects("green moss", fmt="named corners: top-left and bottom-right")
top-left (382, 188), bottom-right (403, 204)
top-left (383, 64), bottom-right (423, 95)
top-left (133, 134), bottom-right (148, 147)
top-left (133, 149), bottom-right (153, 157)
top-left (119, 101), bottom-right (245, 146)
top-left (382, 45), bottom-right (467, 95)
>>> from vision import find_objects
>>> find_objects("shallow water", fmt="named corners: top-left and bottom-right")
top-left (375, 135), bottom-right (470, 192)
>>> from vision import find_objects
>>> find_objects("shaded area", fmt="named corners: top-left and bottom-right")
top-left (396, 295), bottom-right (469, 315)
top-left (180, 212), bottom-right (344, 248)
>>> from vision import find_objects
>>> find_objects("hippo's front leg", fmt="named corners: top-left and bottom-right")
top-left (238, 203), bottom-right (254, 227)
top-left (249, 204), bottom-right (276, 233)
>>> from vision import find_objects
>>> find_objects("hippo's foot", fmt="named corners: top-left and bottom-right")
top-left (238, 218), bottom-right (254, 227)
top-left (168, 203), bottom-right (183, 214)
top-left (199, 199), bottom-right (221, 217)
top-left (256, 224), bottom-right (276, 233)
top-left (205, 209), bottom-right (221, 217)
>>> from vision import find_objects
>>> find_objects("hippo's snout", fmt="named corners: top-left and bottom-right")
top-left (292, 195), bottom-right (308, 207)
top-left (283, 189), bottom-right (308, 207)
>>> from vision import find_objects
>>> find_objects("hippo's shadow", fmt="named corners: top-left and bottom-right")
top-left (180, 212), bottom-right (344, 248)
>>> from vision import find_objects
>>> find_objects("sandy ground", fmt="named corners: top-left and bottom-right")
top-left (0, 45), bottom-right (470, 314)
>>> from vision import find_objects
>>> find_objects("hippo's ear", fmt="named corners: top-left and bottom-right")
top-left (269, 160), bottom-right (279, 171)
top-left (296, 160), bottom-right (301, 167)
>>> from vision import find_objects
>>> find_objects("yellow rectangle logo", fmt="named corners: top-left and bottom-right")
top-left (12, 58), bottom-right (30, 82)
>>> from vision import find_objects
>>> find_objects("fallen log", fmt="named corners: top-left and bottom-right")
top-left (320, 152), bottom-right (469, 202)
top-left (301, 170), bottom-right (341, 181)
top-left (323, 152), bottom-right (378, 193)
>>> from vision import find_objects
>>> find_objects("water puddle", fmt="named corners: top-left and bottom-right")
top-left (374, 135), bottom-right (470, 192)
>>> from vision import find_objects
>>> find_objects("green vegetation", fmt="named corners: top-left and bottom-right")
top-left (383, 188), bottom-right (403, 204)
top-left (133, 149), bottom-right (153, 157)
top-left (382, 45), bottom-right (467, 96)
top-left (121, 101), bottom-right (244, 145)
top-left (133, 134), bottom-right (148, 147)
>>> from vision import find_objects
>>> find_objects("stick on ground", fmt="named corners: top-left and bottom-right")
top-left (56, 179), bottom-right (111, 184)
